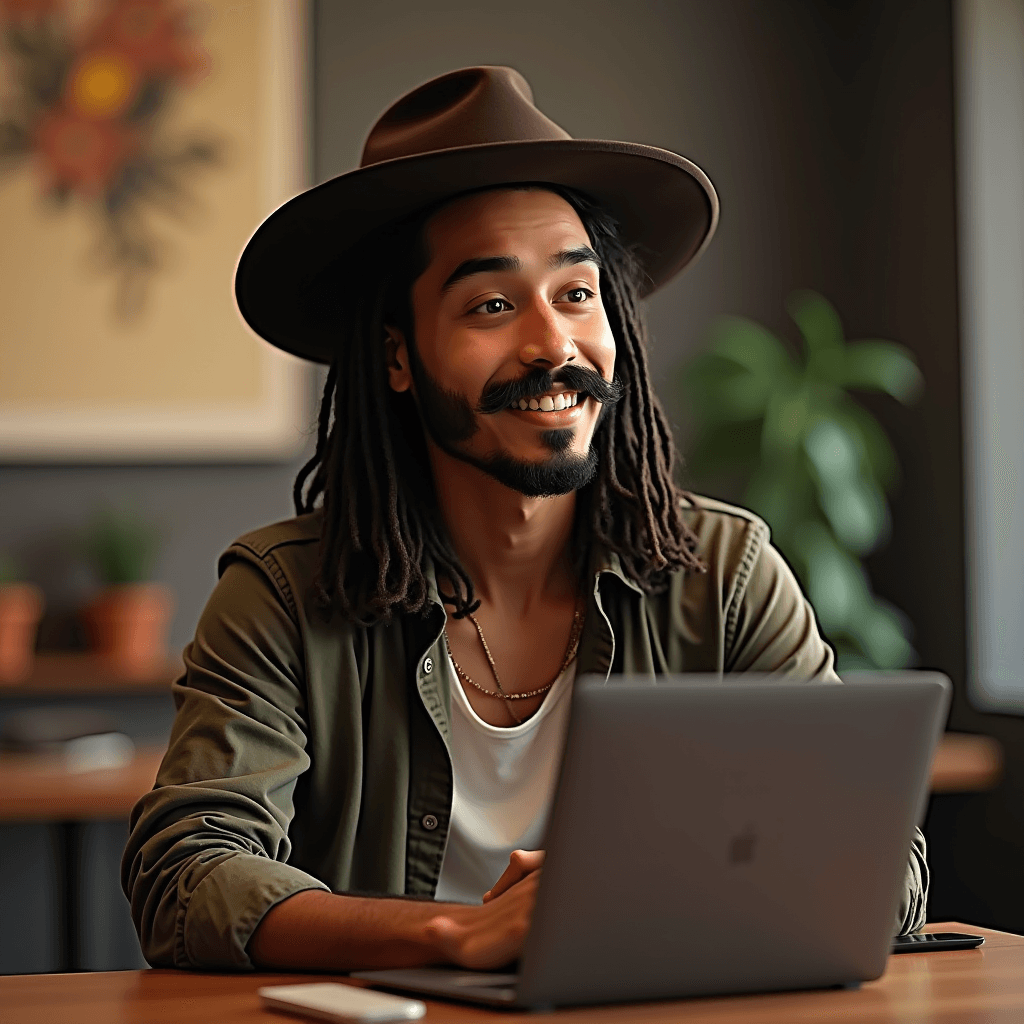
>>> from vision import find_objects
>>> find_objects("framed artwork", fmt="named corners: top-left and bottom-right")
top-left (0, 0), bottom-right (310, 461)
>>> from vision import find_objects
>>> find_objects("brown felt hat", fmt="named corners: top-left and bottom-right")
top-left (234, 65), bottom-right (719, 364)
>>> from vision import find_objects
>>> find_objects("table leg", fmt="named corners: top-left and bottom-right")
top-left (53, 821), bottom-right (83, 972)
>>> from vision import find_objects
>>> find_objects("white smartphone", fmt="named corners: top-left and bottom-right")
top-left (258, 983), bottom-right (427, 1023)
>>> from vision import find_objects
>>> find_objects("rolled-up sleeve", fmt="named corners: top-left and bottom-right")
top-left (897, 827), bottom-right (929, 935)
top-left (727, 526), bottom-right (929, 935)
top-left (121, 558), bottom-right (329, 969)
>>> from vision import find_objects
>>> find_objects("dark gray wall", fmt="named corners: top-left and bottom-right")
top-left (313, 0), bottom-right (849, 421)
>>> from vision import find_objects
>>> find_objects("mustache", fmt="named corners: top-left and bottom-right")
top-left (477, 365), bottom-right (625, 415)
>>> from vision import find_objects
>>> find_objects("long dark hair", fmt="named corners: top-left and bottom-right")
top-left (293, 185), bottom-right (704, 625)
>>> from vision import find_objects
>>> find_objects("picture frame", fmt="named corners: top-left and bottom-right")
top-left (0, 0), bottom-right (310, 462)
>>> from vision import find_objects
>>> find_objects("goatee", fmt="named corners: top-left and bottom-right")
top-left (407, 356), bottom-right (618, 497)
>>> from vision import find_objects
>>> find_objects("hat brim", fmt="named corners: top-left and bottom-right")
top-left (234, 139), bottom-right (719, 364)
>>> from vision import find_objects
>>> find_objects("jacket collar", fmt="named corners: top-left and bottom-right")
top-left (420, 544), bottom-right (644, 686)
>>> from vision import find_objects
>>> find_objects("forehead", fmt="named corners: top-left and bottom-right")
top-left (421, 188), bottom-right (592, 272)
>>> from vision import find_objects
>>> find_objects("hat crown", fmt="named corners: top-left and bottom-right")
top-left (360, 65), bottom-right (571, 167)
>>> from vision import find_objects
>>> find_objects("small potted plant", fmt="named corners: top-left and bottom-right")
top-left (0, 555), bottom-right (44, 683)
top-left (81, 507), bottom-right (173, 677)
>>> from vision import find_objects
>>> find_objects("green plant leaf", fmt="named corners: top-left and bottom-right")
top-left (841, 341), bottom-right (923, 402)
top-left (803, 420), bottom-right (889, 554)
top-left (835, 647), bottom-right (877, 673)
top-left (84, 508), bottom-right (161, 585)
top-left (787, 289), bottom-right (845, 357)
top-left (742, 461), bottom-right (816, 549)
top-left (804, 419), bottom-right (860, 481)
top-left (683, 354), bottom-right (775, 425)
top-left (829, 402), bottom-right (899, 490)
top-left (686, 419), bottom-right (763, 478)
top-left (849, 601), bottom-right (915, 669)
top-left (760, 388), bottom-right (810, 460)
top-left (819, 478), bottom-right (888, 555)
top-left (789, 521), bottom-right (870, 633)
top-left (787, 290), bottom-right (850, 388)
top-left (705, 316), bottom-right (796, 380)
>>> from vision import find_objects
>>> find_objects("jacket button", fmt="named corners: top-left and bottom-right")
top-left (423, 657), bottom-right (434, 674)
top-left (421, 814), bottom-right (438, 831)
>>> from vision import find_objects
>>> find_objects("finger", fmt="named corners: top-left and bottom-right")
top-left (483, 849), bottom-right (546, 903)
top-left (483, 850), bottom-right (542, 902)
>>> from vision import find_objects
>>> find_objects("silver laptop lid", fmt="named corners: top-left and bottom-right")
top-left (516, 672), bottom-right (950, 1008)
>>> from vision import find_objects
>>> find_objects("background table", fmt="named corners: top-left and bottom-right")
top-left (1, 922), bottom-right (1020, 1023)
top-left (0, 747), bottom-right (166, 973)
top-left (929, 732), bottom-right (1003, 792)
top-left (0, 653), bottom-right (178, 974)
top-left (0, 735), bottom-right (1001, 822)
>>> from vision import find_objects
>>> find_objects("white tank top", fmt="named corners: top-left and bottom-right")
top-left (433, 657), bottom-right (577, 904)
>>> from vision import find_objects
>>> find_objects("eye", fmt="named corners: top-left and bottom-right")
top-left (560, 287), bottom-right (595, 304)
top-left (470, 297), bottom-right (513, 315)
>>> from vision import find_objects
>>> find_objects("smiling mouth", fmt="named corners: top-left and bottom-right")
top-left (511, 392), bottom-right (580, 412)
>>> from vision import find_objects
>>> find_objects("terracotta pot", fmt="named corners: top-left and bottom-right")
top-left (83, 583), bottom-right (174, 676)
top-left (0, 583), bottom-right (44, 683)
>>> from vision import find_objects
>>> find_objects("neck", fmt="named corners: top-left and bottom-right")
top-left (427, 445), bottom-right (579, 614)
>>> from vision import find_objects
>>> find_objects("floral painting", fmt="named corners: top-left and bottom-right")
top-left (0, 0), bottom-right (309, 462)
top-left (0, 0), bottom-right (221, 317)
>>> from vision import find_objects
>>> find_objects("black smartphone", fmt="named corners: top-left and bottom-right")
top-left (892, 931), bottom-right (985, 953)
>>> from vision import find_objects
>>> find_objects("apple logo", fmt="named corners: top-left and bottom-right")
top-left (729, 826), bottom-right (757, 865)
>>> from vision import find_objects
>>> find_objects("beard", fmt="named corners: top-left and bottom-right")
top-left (408, 354), bottom-right (618, 498)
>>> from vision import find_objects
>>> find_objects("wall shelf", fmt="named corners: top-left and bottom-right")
top-left (0, 653), bottom-right (181, 697)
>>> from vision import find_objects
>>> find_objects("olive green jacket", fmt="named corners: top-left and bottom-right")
top-left (121, 495), bottom-right (928, 969)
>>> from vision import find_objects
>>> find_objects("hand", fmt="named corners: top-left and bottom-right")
top-left (425, 871), bottom-right (541, 970)
top-left (483, 849), bottom-right (546, 904)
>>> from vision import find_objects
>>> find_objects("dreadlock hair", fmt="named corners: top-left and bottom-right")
top-left (293, 183), bottom-right (705, 626)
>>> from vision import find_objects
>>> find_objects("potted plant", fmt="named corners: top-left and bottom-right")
top-left (81, 507), bottom-right (173, 677)
top-left (0, 554), bottom-right (44, 683)
top-left (680, 290), bottom-right (923, 671)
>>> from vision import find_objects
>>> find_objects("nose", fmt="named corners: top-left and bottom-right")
top-left (518, 297), bottom-right (577, 369)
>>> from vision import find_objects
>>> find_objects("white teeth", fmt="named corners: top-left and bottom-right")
top-left (513, 392), bottom-right (578, 412)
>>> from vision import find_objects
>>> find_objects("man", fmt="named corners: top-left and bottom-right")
top-left (122, 66), bottom-right (928, 972)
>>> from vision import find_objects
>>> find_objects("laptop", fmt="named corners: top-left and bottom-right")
top-left (353, 672), bottom-right (950, 1009)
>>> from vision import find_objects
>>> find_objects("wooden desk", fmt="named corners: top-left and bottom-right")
top-left (0, 923), bottom-right (1019, 1023)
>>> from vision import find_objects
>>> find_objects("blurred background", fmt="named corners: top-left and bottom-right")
top-left (1, 0), bottom-right (1022, 973)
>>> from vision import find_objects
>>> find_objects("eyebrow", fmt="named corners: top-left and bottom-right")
top-left (549, 246), bottom-right (602, 271)
top-left (440, 246), bottom-right (602, 294)
top-left (441, 255), bottom-right (522, 293)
